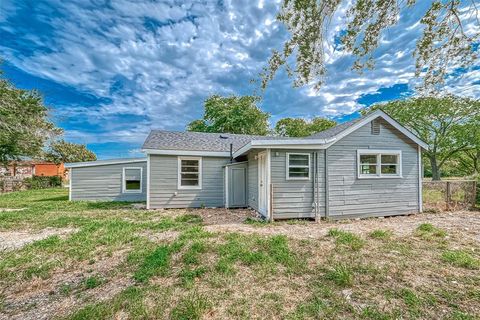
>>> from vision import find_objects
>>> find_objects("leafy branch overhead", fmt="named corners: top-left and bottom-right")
top-left (261, 0), bottom-right (479, 92)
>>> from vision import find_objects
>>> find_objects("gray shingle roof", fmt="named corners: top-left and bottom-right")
top-left (142, 130), bottom-right (281, 152)
top-left (142, 116), bottom-right (364, 153)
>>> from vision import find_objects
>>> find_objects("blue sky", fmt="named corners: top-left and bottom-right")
top-left (1, 0), bottom-right (478, 159)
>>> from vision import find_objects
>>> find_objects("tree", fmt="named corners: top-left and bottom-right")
top-left (261, 1), bottom-right (478, 92)
top-left (364, 96), bottom-right (480, 180)
top-left (45, 140), bottom-right (97, 164)
top-left (187, 95), bottom-right (270, 135)
top-left (275, 117), bottom-right (336, 137)
top-left (0, 72), bottom-right (60, 167)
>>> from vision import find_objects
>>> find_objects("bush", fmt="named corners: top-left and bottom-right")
top-left (24, 175), bottom-right (62, 189)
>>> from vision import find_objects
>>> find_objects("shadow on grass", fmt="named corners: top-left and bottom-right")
top-left (38, 195), bottom-right (69, 202)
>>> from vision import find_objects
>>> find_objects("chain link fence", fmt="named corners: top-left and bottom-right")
top-left (423, 180), bottom-right (477, 212)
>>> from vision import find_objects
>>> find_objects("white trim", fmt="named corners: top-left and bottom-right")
top-left (65, 158), bottom-right (146, 168)
top-left (225, 166), bottom-right (229, 208)
top-left (233, 140), bottom-right (335, 158)
top-left (327, 110), bottom-right (428, 150)
top-left (357, 149), bottom-right (403, 179)
top-left (257, 151), bottom-right (267, 216)
top-left (143, 149), bottom-right (230, 157)
top-left (68, 168), bottom-right (72, 201)
top-left (286, 152), bottom-right (311, 180)
top-left (146, 154), bottom-right (151, 209)
top-left (177, 156), bottom-right (202, 190)
top-left (418, 145), bottom-right (423, 213)
top-left (122, 167), bottom-right (143, 193)
top-left (266, 149), bottom-right (272, 220)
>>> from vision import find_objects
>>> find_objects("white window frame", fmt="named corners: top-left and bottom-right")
top-left (357, 149), bottom-right (402, 179)
top-left (286, 152), bottom-right (311, 180)
top-left (178, 156), bottom-right (202, 190)
top-left (122, 167), bottom-right (143, 193)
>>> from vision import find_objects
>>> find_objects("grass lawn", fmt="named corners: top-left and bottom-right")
top-left (0, 189), bottom-right (479, 319)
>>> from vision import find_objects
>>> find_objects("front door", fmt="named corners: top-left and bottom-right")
top-left (258, 151), bottom-right (267, 216)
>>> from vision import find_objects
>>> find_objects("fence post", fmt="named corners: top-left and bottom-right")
top-left (472, 180), bottom-right (477, 209)
top-left (446, 181), bottom-right (451, 211)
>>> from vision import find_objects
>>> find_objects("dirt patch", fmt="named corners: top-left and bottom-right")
top-left (0, 227), bottom-right (78, 251)
top-left (205, 211), bottom-right (480, 241)
top-left (0, 248), bottom-right (132, 320)
top-left (0, 208), bottom-right (26, 212)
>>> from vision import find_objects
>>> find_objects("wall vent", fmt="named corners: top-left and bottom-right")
top-left (371, 119), bottom-right (380, 135)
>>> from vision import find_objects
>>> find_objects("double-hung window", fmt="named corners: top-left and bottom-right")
top-left (178, 157), bottom-right (202, 189)
top-left (357, 150), bottom-right (402, 178)
top-left (286, 153), bottom-right (310, 180)
top-left (123, 167), bottom-right (142, 193)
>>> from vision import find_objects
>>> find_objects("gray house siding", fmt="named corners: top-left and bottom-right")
top-left (226, 162), bottom-right (248, 208)
top-left (326, 119), bottom-right (419, 218)
top-left (247, 150), bottom-right (260, 211)
top-left (149, 155), bottom-right (229, 208)
top-left (70, 162), bottom-right (147, 201)
top-left (270, 149), bottom-right (326, 219)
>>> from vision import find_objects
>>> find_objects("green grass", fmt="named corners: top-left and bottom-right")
top-left (1, 189), bottom-right (479, 320)
top-left (369, 229), bottom-right (392, 240)
top-left (416, 223), bottom-right (447, 239)
top-left (328, 228), bottom-right (365, 251)
top-left (442, 250), bottom-right (480, 270)
top-left (324, 263), bottom-right (354, 287)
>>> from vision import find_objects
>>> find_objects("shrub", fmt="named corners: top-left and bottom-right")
top-left (24, 175), bottom-right (62, 189)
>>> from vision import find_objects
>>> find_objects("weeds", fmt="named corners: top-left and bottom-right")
top-left (328, 229), bottom-right (365, 251)
top-left (442, 250), bottom-right (479, 270)
top-left (324, 263), bottom-right (354, 287)
top-left (369, 229), bottom-right (392, 240)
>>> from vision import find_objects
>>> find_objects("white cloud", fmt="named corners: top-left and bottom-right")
top-left (0, 0), bottom-right (478, 155)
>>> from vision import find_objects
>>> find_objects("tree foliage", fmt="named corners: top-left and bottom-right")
top-left (274, 117), bottom-right (336, 137)
top-left (262, 0), bottom-right (479, 92)
top-left (187, 95), bottom-right (270, 135)
top-left (45, 139), bottom-right (97, 164)
top-left (0, 74), bottom-right (60, 166)
top-left (364, 95), bottom-right (480, 180)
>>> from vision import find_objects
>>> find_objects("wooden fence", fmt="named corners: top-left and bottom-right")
top-left (423, 180), bottom-right (477, 211)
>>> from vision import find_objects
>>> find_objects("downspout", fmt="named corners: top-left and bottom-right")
top-left (315, 152), bottom-right (320, 222)
top-left (325, 148), bottom-right (329, 219)
top-left (312, 152), bottom-right (317, 221)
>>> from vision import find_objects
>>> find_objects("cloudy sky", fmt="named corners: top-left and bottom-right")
top-left (1, 0), bottom-right (478, 159)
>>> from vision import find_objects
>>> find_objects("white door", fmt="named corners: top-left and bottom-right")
top-left (258, 152), bottom-right (267, 215)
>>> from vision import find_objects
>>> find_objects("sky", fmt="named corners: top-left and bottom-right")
top-left (1, 0), bottom-right (478, 159)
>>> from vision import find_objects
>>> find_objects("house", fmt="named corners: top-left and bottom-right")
top-left (0, 159), bottom-right (66, 179)
top-left (66, 110), bottom-right (428, 220)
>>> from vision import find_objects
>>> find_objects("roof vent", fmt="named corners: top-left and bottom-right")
top-left (371, 119), bottom-right (380, 135)
top-left (219, 135), bottom-right (229, 139)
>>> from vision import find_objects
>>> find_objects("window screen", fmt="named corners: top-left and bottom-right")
top-left (179, 158), bottom-right (200, 188)
top-left (124, 168), bottom-right (141, 192)
top-left (287, 153), bottom-right (310, 179)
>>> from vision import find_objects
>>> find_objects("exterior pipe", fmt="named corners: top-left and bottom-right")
top-left (315, 151), bottom-right (320, 222)
top-left (229, 143), bottom-right (233, 163)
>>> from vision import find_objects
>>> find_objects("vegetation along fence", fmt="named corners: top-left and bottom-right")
top-left (423, 180), bottom-right (477, 212)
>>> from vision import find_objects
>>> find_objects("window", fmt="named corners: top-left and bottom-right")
top-left (357, 150), bottom-right (402, 179)
top-left (178, 157), bottom-right (202, 189)
top-left (286, 153), bottom-right (310, 180)
top-left (123, 167), bottom-right (142, 193)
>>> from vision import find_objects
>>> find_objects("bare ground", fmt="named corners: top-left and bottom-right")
top-left (204, 210), bottom-right (480, 242)
top-left (1, 208), bottom-right (479, 319)
top-left (0, 227), bottom-right (78, 251)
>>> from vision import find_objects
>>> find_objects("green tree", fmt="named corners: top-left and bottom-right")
top-left (275, 117), bottom-right (336, 137)
top-left (187, 95), bottom-right (270, 135)
top-left (364, 96), bottom-right (480, 180)
top-left (0, 72), bottom-right (60, 167)
top-left (45, 139), bottom-right (97, 164)
top-left (262, 1), bottom-right (478, 92)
